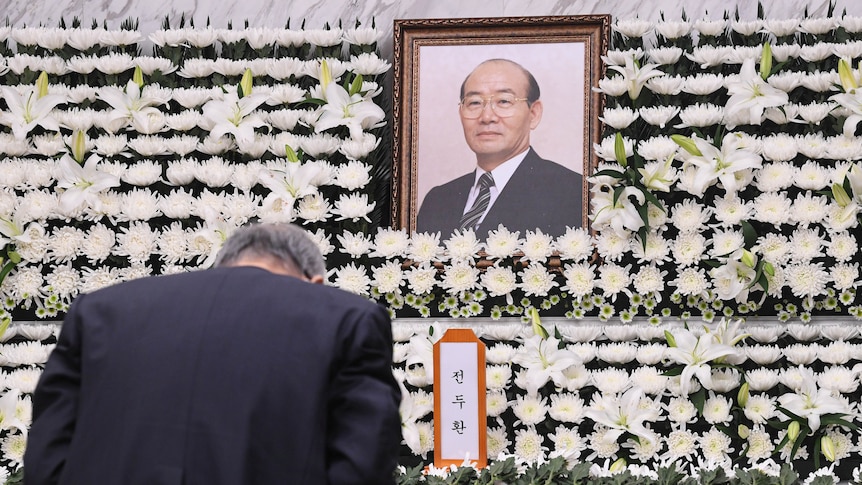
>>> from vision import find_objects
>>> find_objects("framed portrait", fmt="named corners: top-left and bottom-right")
top-left (392, 15), bottom-right (610, 240)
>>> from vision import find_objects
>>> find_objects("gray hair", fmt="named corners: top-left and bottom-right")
top-left (214, 223), bottom-right (325, 278)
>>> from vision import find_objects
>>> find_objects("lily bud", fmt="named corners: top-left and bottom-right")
top-left (821, 435), bottom-right (836, 462)
top-left (7, 251), bottom-right (20, 264)
top-left (738, 424), bottom-right (750, 439)
top-left (741, 249), bottom-right (756, 269)
top-left (671, 134), bottom-right (703, 157)
top-left (763, 262), bottom-right (775, 277)
top-left (614, 132), bottom-right (627, 167)
top-left (737, 382), bottom-right (750, 407)
top-left (760, 42), bottom-right (772, 80)
top-left (320, 59), bottom-right (333, 91)
top-left (240, 68), bottom-right (254, 98)
top-left (530, 307), bottom-right (549, 339)
top-left (133, 66), bottom-right (144, 89)
top-left (664, 330), bottom-right (677, 347)
top-left (610, 457), bottom-right (626, 473)
top-left (839, 59), bottom-right (858, 92)
top-left (787, 421), bottom-right (800, 443)
top-left (349, 73), bottom-right (364, 96)
top-left (36, 71), bottom-right (49, 99)
top-left (71, 129), bottom-right (87, 164)
top-left (285, 144), bottom-right (300, 163)
top-left (833, 183), bottom-right (852, 208)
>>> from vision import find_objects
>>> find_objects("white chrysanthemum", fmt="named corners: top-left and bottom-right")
top-left (331, 263), bottom-right (370, 295)
top-left (743, 394), bottom-right (777, 424)
top-left (0, 341), bottom-right (52, 367)
top-left (670, 232), bottom-right (707, 267)
top-left (486, 391), bottom-right (510, 418)
top-left (511, 394), bottom-right (548, 426)
top-left (600, 106), bottom-right (638, 129)
top-left (481, 266), bottom-right (517, 298)
top-left (824, 232), bottom-right (855, 262)
top-left (682, 73), bottom-right (724, 96)
top-left (1, 432), bottom-right (26, 469)
top-left (15, 225), bottom-right (49, 263)
top-left (699, 428), bottom-right (733, 463)
top-left (486, 343), bottom-right (517, 364)
top-left (45, 263), bottom-right (80, 299)
top-left (753, 192), bottom-right (792, 225)
top-left (549, 424), bottom-right (586, 462)
top-left (646, 75), bottom-right (684, 95)
top-left (789, 228), bottom-right (824, 262)
top-left (596, 76), bottom-right (629, 96)
top-left (595, 231), bottom-right (630, 262)
top-left (633, 265), bottom-right (665, 295)
top-left (781, 343), bottom-right (817, 366)
top-left (440, 261), bottom-right (479, 294)
top-left (195, 157), bottom-right (234, 188)
top-left (665, 396), bottom-right (697, 424)
top-left (760, 133), bottom-right (797, 162)
top-left (586, 426), bottom-right (620, 460)
top-left (483, 225), bottom-right (521, 259)
top-left (335, 161), bottom-right (372, 190)
top-left (702, 394), bottom-right (732, 424)
top-left (6, 266), bottom-right (45, 302)
top-left (629, 366), bottom-right (667, 395)
top-left (751, 233), bottom-right (789, 265)
top-left (78, 223), bottom-right (115, 264)
top-left (826, 134), bottom-right (862, 160)
top-left (819, 366), bottom-right (857, 394)
top-left (746, 345), bottom-right (783, 365)
top-left (520, 264), bottom-right (558, 297)
top-left (820, 341), bottom-right (854, 365)
top-left (744, 425), bottom-right (773, 465)
top-left (596, 263), bottom-right (630, 299)
top-left (18, 190), bottom-right (58, 222)
top-left (332, 193), bottom-right (374, 223)
top-left (293, 193), bottom-right (329, 223)
top-left (713, 194), bottom-right (750, 226)
top-left (444, 229), bottom-right (482, 261)
top-left (156, 222), bottom-right (189, 264)
top-left (405, 266), bottom-right (437, 295)
top-left (486, 426), bottom-right (511, 457)
top-left (831, 263), bottom-right (859, 291)
top-left (48, 226), bottom-right (85, 263)
top-left (710, 229), bottom-right (744, 258)
top-left (547, 393), bottom-right (585, 423)
top-left (591, 368), bottom-right (630, 394)
top-left (307, 228), bottom-right (334, 257)
top-left (795, 160), bottom-right (830, 190)
top-left (514, 427), bottom-right (548, 463)
top-left (676, 103), bottom-right (723, 128)
top-left (632, 232), bottom-right (670, 264)
top-left (407, 232), bottom-right (443, 263)
top-left (121, 160), bottom-right (162, 187)
top-left (336, 232), bottom-right (372, 258)
top-left (670, 199), bottom-right (711, 232)
top-left (485, 364), bottom-right (512, 391)
top-left (662, 429), bottom-right (697, 461)
top-left (4, 368), bottom-right (42, 393)
top-left (521, 230), bottom-right (555, 263)
top-left (754, 162), bottom-right (796, 192)
top-left (596, 343), bottom-right (637, 365)
top-left (746, 368), bottom-right (780, 391)
top-left (791, 192), bottom-right (829, 226)
top-left (370, 261), bottom-right (403, 294)
top-left (122, 189), bottom-right (161, 221)
top-left (114, 222), bottom-right (158, 263)
top-left (368, 228), bottom-right (409, 259)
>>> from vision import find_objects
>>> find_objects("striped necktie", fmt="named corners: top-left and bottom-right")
top-left (458, 172), bottom-right (494, 231)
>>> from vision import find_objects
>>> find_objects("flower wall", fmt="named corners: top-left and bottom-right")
top-left (3, 7), bottom-right (862, 484)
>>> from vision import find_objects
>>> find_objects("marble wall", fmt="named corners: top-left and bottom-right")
top-left (4, 0), bottom-right (862, 57)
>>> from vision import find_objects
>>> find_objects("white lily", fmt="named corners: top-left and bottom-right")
top-left (590, 186), bottom-right (646, 235)
top-left (201, 89), bottom-right (269, 146)
top-left (404, 324), bottom-right (441, 381)
top-left (0, 215), bottom-right (38, 247)
top-left (606, 56), bottom-right (665, 100)
top-left (665, 327), bottom-right (740, 395)
top-left (585, 387), bottom-right (655, 444)
top-left (777, 366), bottom-right (851, 432)
top-left (724, 57), bottom-right (789, 127)
top-left (397, 380), bottom-right (433, 456)
top-left (511, 334), bottom-right (580, 395)
top-left (98, 79), bottom-right (169, 127)
top-left (0, 72), bottom-right (66, 140)
top-left (637, 156), bottom-right (677, 192)
top-left (829, 58), bottom-right (862, 137)
top-left (0, 389), bottom-right (27, 436)
top-left (678, 133), bottom-right (762, 196)
top-left (709, 257), bottom-right (757, 303)
top-left (314, 81), bottom-right (385, 140)
top-left (55, 131), bottom-right (121, 213)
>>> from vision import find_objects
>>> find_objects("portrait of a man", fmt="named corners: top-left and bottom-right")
top-left (415, 58), bottom-right (583, 239)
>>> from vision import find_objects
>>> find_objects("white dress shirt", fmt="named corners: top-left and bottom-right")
top-left (461, 149), bottom-right (529, 225)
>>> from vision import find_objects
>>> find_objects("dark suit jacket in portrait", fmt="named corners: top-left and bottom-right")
top-left (416, 148), bottom-right (583, 240)
top-left (24, 266), bottom-right (402, 485)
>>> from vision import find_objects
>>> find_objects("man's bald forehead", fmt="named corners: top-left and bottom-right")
top-left (459, 58), bottom-right (540, 103)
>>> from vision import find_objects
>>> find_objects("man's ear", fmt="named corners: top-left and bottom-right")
top-left (308, 274), bottom-right (325, 285)
top-left (529, 100), bottom-right (543, 130)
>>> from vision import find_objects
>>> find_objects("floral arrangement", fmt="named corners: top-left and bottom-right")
top-left (4, 4), bottom-right (862, 484)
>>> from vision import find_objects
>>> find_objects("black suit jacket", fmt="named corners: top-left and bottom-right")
top-left (24, 267), bottom-right (402, 485)
top-left (416, 148), bottom-right (583, 240)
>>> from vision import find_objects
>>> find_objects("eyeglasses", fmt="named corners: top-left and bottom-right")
top-left (459, 94), bottom-right (529, 119)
